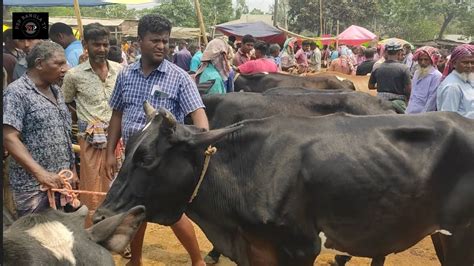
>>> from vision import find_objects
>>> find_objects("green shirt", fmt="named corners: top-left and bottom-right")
top-left (198, 64), bottom-right (226, 95)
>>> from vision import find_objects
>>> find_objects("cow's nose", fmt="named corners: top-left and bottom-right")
top-left (92, 214), bottom-right (107, 224)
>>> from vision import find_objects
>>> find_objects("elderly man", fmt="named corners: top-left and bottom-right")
top-left (437, 44), bottom-right (474, 119)
top-left (3, 41), bottom-right (77, 217)
top-left (406, 46), bottom-right (442, 114)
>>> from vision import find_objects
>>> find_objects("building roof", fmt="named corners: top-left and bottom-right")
top-left (442, 34), bottom-right (472, 44)
top-left (49, 17), bottom-right (126, 27)
top-left (122, 25), bottom-right (203, 39)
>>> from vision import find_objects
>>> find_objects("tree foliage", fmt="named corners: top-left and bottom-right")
top-left (234, 0), bottom-right (249, 19)
top-left (143, 0), bottom-right (197, 27)
top-left (286, 0), bottom-right (473, 41)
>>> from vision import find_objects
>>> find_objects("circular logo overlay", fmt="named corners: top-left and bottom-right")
top-left (13, 13), bottom-right (49, 39)
top-left (21, 19), bottom-right (41, 38)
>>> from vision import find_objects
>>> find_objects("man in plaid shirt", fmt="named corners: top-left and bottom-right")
top-left (104, 14), bottom-right (208, 266)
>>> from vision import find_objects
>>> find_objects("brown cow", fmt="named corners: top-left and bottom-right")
top-left (305, 71), bottom-right (375, 96)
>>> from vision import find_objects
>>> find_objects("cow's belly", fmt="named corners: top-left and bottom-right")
top-left (318, 219), bottom-right (439, 257)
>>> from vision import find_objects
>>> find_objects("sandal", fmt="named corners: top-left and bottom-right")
top-left (120, 246), bottom-right (132, 259)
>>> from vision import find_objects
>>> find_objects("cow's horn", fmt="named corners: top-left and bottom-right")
top-left (143, 101), bottom-right (156, 118)
top-left (158, 108), bottom-right (177, 128)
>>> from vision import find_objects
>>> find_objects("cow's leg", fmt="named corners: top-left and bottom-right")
top-left (334, 255), bottom-right (352, 266)
top-left (442, 225), bottom-right (474, 266)
top-left (430, 233), bottom-right (447, 264)
top-left (370, 256), bottom-right (385, 266)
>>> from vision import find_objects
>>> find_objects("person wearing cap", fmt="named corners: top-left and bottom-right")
top-left (405, 46), bottom-right (442, 114)
top-left (173, 40), bottom-right (193, 71)
top-left (436, 44), bottom-right (474, 118)
top-left (368, 41), bottom-right (412, 113)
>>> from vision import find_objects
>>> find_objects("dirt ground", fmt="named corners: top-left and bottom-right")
top-left (114, 222), bottom-right (440, 266)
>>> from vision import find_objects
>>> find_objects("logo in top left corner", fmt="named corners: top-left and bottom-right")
top-left (12, 12), bottom-right (49, 40)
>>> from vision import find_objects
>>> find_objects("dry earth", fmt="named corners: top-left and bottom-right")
top-left (114, 222), bottom-right (439, 266)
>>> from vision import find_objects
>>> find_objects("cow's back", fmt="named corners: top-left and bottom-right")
top-left (234, 72), bottom-right (355, 92)
top-left (203, 90), bottom-right (395, 128)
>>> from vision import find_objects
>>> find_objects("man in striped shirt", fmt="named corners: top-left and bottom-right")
top-left (104, 14), bottom-right (208, 266)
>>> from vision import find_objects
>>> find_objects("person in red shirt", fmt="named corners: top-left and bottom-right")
top-left (237, 41), bottom-right (278, 74)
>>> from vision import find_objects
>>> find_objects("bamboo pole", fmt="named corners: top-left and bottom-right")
top-left (73, 0), bottom-right (83, 39)
top-left (273, 0), bottom-right (278, 27)
top-left (336, 20), bottom-right (339, 49)
top-left (193, 0), bottom-right (208, 45)
top-left (319, 0), bottom-right (323, 36)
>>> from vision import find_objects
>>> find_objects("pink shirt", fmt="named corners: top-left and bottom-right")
top-left (233, 48), bottom-right (251, 66)
top-left (295, 48), bottom-right (309, 67)
top-left (238, 58), bottom-right (278, 74)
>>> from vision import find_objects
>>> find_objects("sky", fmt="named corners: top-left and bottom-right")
top-left (127, 0), bottom-right (274, 13)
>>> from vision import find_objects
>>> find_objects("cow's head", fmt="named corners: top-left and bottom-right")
top-left (94, 102), bottom-right (242, 225)
top-left (3, 205), bottom-right (145, 265)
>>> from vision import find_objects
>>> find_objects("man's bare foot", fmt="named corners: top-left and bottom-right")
top-left (192, 260), bottom-right (206, 266)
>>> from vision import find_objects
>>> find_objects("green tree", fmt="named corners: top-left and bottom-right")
top-left (142, 0), bottom-right (197, 27)
top-left (249, 8), bottom-right (264, 15)
top-left (234, 0), bottom-right (249, 19)
top-left (201, 0), bottom-right (233, 25)
top-left (288, 0), bottom-right (377, 35)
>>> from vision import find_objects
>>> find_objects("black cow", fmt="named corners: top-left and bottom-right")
top-left (202, 88), bottom-right (396, 128)
top-left (234, 72), bottom-right (356, 92)
top-left (3, 205), bottom-right (146, 265)
top-left (95, 106), bottom-right (474, 266)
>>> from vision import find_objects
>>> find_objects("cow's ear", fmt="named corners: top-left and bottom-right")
top-left (86, 206), bottom-right (146, 253)
top-left (189, 122), bottom-right (244, 147)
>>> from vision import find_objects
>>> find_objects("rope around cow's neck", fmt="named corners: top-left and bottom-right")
top-left (40, 169), bottom-right (106, 210)
top-left (189, 145), bottom-right (217, 203)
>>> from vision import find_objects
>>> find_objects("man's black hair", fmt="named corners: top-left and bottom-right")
top-left (49, 22), bottom-right (74, 37)
top-left (83, 23), bottom-right (110, 42)
top-left (242, 34), bottom-right (255, 44)
top-left (109, 38), bottom-right (118, 46)
top-left (138, 14), bottom-right (172, 38)
top-left (228, 35), bottom-right (236, 42)
top-left (364, 48), bottom-right (375, 59)
top-left (108, 45), bottom-right (123, 63)
top-left (254, 40), bottom-right (268, 55)
top-left (302, 40), bottom-right (312, 46)
top-left (310, 42), bottom-right (318, 48)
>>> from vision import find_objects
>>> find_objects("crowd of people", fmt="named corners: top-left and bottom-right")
top-left (2, 12), bottom-right (473, 266)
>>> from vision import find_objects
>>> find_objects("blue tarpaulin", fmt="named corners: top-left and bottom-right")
top-left (4, 0), bottom-right (110, 6)
top-left (216, 21), bottom-right (286, 44)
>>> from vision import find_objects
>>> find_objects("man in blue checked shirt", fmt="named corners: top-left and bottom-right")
top-left (104, 14), bottom-right (208, 266)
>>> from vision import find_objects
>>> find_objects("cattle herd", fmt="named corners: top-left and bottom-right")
top-left (3, 73), bottom-right (474, 266)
